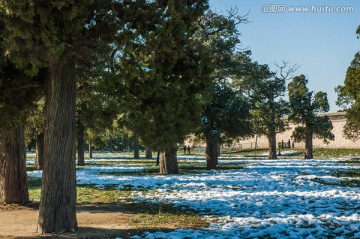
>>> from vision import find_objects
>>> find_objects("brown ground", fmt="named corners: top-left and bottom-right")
top-left (0, 203), bottom-right (205, 239)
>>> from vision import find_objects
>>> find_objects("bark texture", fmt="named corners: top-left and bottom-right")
top-left (77, 121), bottom-right (85, 166)
top-left (38, 59), bottom-right (77, 233)
top-left (159, 144), bottom-right (178, 174)
top-left (35, 133), bottom-right (44, 170)
top-left (0, 126), bottom-right (29, 204)
top-left (268, 133), bottom-right (277, 159)
top-left (305, 132), bottom-right (313, 159)
top-left (206, 138), bottom-right (218, 170)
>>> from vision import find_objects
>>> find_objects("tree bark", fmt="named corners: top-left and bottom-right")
top-left (35, 133), bottom-right (44, 170)
top-left (77, 120), bottom-right (85, 166)
top-left (133, 137), bottom-right (140, 159)
top-left (206, 137), bottom-right (218, 170)
top-left (145, 148), bottom-right (152, 159)
top-left (159, 144), bottom-right (178, 174)
top-left (38, 58), bottom-right (77, 233)
top-left (0, 126), bottom-right (29, 205)
top-left (305, 132), bottom-right (313, 159)
top-left (268, 133), bottom-right (277, 159)
top-left (88, 142), bottom-right (93, 159)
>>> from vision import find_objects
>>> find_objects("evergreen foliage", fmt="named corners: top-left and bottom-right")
top-left (336, 46), bottom-right (360, 140)
top-left (118, 0), bottom-right (210, 152)
top-left (288, 74), bottom-right (334, 158)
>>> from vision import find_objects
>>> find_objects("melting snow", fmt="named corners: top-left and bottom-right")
top-left (28, 157), bottom-right (360, 238)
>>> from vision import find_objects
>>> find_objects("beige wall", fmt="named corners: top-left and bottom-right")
top-left (238, 112), bottom-right (359, 149)
top-left (188, 112), bottom-right (359, 149)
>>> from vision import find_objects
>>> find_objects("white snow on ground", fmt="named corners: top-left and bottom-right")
top-left (28, 157), bottom-right (360, 238)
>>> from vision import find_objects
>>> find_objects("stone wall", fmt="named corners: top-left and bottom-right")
top-left (238, 112), bottom-right (359, 149)
top-left (187, 112), bottom-right (359, 149)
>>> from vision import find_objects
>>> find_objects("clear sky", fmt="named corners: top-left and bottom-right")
top-left (209, 0), bottom-right (360, 112)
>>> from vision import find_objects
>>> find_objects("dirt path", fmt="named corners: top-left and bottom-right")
top-left (0, 204), bottom-right (197, 239)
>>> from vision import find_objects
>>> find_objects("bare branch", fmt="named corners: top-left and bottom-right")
top-left (273, 60), bottom-right (300, 81)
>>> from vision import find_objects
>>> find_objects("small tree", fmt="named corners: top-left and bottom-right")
top-left (288, 74), bottom-right (334, 159)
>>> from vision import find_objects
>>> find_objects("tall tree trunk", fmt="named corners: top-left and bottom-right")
top-left (268, 133), bottom-right (277, 159)
top-left (206, 137), bottom-right (218, 170)
top-left (159, 144), bottom-right (178, 174)
top-left (77, 120), bottom-right (85, 166)
top-left (38, 59), bottom-right (77, 233)
top-left (0, 126), bottom-right (29, 204)
top-left (305, 132), bottom-right (313, 159)
top-left (145, 148), bottom-right (152, 159)
top-left (35, 133), bottom-right (44, 170)
top-left (133, 137), bottom-right (140, 159)
top-left (88, 142), bottom-right (93, 159)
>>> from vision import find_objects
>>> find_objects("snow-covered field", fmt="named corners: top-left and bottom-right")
top-left (28, 156), bottom-right (360, 239)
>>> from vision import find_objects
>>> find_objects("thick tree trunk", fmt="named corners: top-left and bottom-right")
top-left (38, 59), bottom-right (77, 233)
top-left (88, 142), bottom-right (93, 159)
top-left (145, 148), bottom-right (152, 159)
top-left (133, 137), bottom-right (140, 159)
top-left (206, 138), bottom-right (218, 170)
top-left (35, 133), bottom-right (44, 170)
top-left (305, 132), bottom-right (313, 159)
top-left (0, 126), bottom-right (29, 205)
top-left (159, 144), bottom-right (178, 174)
top-left (268, 133), bottom-right (277, 159)
top-left (77, 121), bottom-right (85, 166)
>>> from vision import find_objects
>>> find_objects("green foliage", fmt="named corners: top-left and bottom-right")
top-left (336, 48), bottom-right (360, 140)
top-left (288, 74), bottom-right (334, 143)
top-left (117, 0), bottom-right (211, 150)
top-left (237, 60), bottom-right (290, 138)
top-left (0, 1), bottom-right (96, 75)
top-left (194, 10), bottom-right (252, 145)
top-left (201, 83), bottom-right (252, 143)
top-left (0, 52), bottom-right (42, 128)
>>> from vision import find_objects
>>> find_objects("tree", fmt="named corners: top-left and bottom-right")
top-left (336, 26), bottom-right (360, 140)
top-left (118, 0), bottom-right (211, 174)
top-left (201, 83), bottom-right (251, 169)
top-left (237, 60), bottom-right (290, 159)
top-left (145, 148), bottom-right (153, 159)
top-left (25, 98), bottom-right (45, 170)
top-left (0, 22), bottom-right (40, 204)
top-left (194, 10), bottom-right (252, 169)
top-left (288, 74), bottom-right (334, 159)
top-left (0, 0), bottom-right (118, 233)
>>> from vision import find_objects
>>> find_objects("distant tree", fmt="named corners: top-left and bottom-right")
top-left (237, 60), bottom-right (290, 159)
top-left (25, 99), bottom-right (45, 170)
top-left (288, 74), bottom-right (334, 159)
top-left (201, 83), bottom-right (251, 169)
top-left (145, 148), bottom-right (153, 159)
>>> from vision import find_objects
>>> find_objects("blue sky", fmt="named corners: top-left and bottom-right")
top-left (209, 0), bottom-right (360, 112)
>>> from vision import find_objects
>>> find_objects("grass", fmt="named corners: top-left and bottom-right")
top-left (312, 148), bottom-right (360, 159)
top-left (27, 177), bottom-right (209, 230)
